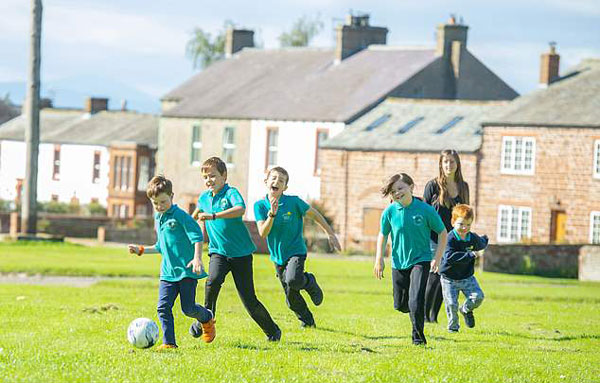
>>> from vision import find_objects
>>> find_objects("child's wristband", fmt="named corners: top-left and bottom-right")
top-left (139, 245), bottom-right (145, 255)
top-left (212, 213), bottom-right (216, 220)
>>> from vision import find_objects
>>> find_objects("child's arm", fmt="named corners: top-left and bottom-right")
top-left (373, 232), bottom-right (387, 279)
top-left (431, 229), bottom-right (447, 273)
top-left (185, 241), bottom-right (206, 275)
top-left (471, 233), bottom-right (489, 251)
top-left (127, 244), bottom-right (158, 256)
top-left (191, 207), bottom-right (201, 220)
top-left (256, 195), bottom-right (278, 238)
top-left (306, 207), bottom-right (342, 252)
top-left (197, 205), bottom-right (245, 221)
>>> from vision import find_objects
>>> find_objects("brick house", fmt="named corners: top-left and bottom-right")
top-left (320, 98), bottom-right (507, 251)
top-left (159, 14), bottom-right (517, 217)
top-left (0, 97), bottom-right (157, 218)
top-left (477, 55), bottom-right (600, 244)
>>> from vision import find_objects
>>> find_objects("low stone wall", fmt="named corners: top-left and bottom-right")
top-left (0, 212), bottom-right (10, 233)
top-left (482, 244), bottom-right (581, 278)
top-left (578, 246), bottom-right (600, 281)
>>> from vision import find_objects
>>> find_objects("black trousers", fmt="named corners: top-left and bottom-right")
top-left (204, 253), bottom-right (279, 337)
top-left (274, 255), bottom-right (315, 326)
top-left (392, 261), bottom-right (430, 344)
top-left (424, 272), bottom-right (443, 322)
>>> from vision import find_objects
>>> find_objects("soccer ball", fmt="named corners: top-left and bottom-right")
top-left (127, 318), bottom-right (159, 349)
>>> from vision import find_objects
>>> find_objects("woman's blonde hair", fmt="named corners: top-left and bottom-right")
top-left (436, 149), bottom-right (469, 208)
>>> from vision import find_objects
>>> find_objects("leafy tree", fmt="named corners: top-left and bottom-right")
top-left (186, 21), bottom-right (233, 69)
top-left (279, 15), bottom-right (324, 47)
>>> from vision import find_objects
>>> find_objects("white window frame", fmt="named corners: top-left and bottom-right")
top-left (266, 127), bottom-right (278, 170)
top-left (222, 126), bottom-right (236, 168)
top-left (500, 136), bottom-right (536, 175)
top-left (497, 205), bottom-right (532, 243)
top-left (590, 211), bottom-right (600, 244)
top-left (191, 124), bottom-right (202, 167)
top-left (593, 140), bottom-right (600, 179)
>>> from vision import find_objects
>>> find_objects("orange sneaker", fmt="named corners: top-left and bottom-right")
top-left (201, 314), bottom-right (216, 343)
top-left (157, 344), bottom-right (178, 350)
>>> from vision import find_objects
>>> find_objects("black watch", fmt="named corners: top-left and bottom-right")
top-left (212, 213), bottom-right (216, 220)
top-left (268, 211), bottom-right (276, 218)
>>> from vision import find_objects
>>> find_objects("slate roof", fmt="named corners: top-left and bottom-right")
top-left (484, 58), bottom-right (600, 128)
top-left (322, 98), bottom-right (507, 152)
top-left (0, 109), bottom-right (158, 147)
top-left (163, 46), bottom-right (438, 122)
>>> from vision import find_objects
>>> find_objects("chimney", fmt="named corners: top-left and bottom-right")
top-left (40, 98), bottom-right (53, 109)
top-left (85, 97), bottom-right (108, 114)
top-left (335, 13), bottom-right (388, 62)
top-left (539, 42), bottom-right (560, 87)
top-left (435, 15), bottom-right (468, 58)
top-left (225, 29), bottom-right (255, 58)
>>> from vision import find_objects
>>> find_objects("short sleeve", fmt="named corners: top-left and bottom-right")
top-left (176, 209), bottom-right (203, 244)
top-left (423, 180), bottom-right (437, 206)
top-left (427, 206), bottom-right (445, 234)
top-left (153, 215), bottom-right (162, 253)
top-left (380, 208), bottom-right (391, 236)
top-left (296, 197), bottom-right (310, 216)
top-left (196, 194), bottom-right (204, 213)
top-left (254, 200), bottom-right (268, 222)
top-left (228, 188), bottom-right (246, 208)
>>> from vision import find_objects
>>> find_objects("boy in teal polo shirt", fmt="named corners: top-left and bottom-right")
top-left (128, 175), bottom-right (215, 349)
top-left (373, 173), bottom-right (447, 346)
top-left (192, 157), bottom-right (281, 341)
top-left (254, 167), bottom-right (341, 328)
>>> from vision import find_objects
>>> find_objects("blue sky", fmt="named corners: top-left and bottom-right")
top-left (1, 0), bottom-right (599, 112)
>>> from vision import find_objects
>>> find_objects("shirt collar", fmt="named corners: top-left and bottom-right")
top-left (213, 183), bottom-right (230, 198)
top-left (452, 228), bottom-right (471, 242)
top-left (395, 197), bottom-right (414, 210)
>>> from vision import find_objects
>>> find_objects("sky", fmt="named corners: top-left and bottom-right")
top-left (0, 0), bottom-right (599, 112)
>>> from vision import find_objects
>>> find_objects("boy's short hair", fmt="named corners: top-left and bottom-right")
top-left (266, 166), bottom-right (289, 185)
top-left (201, 157), bottom-right (227, 176)
top-left (147, 175), bottom-right (173, 199)
top-left (451, 204), bottom-right (474, 224)
top-left (381, 173), bottom-right (414, 197)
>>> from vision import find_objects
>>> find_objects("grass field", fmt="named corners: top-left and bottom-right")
top-left (1, 241), bottom-right (599, 383)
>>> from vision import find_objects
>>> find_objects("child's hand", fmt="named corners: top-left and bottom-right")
top-left (128, 244), bottom-right (142, 256)
top-left (328, 234), bottom-right (342, 252)
top-left (373, 257), bottom-right (385, 279)
top-left (186, 258), bottom-right (205, 275)
top-left (192, 210), bottom-right (200, 220)
top-left (430, 258), bottom-right (439, 273)
top-left (268, 195), bottom-right (279, 216)
top-left (198, 212), bottom-right (213, 221)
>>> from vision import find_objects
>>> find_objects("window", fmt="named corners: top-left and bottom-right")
top-left (365, 114), bottom-right (391, 131)
top-left (314, 129), bottom-right (329, 176)
top-left (497, 205), bottom-right (532, 243)
top-left (398, 116), bottom-right (424, 134)
top-left (137, 156), bottom-right (150, 191)
top-left (500, 136), bottom-right (536, 175)
top-left (112, 156), bottom-right (120, 190)
top-left (92, 151), bottom-right (101, 183)
top-left (594, 140), bottom-right (600, 179)
top-left (52, 145), bottom-right (61, 180)
top-left (435, 116), bottom-right (464, 134)
top-left (590, 212), bottom-right (600, 244)
top-left (265, 127), bottom-right (278, 170)
top-left (191, 124), bottom-right (202, 166)
top-left (124, 157), bottom-right (132, 190)
top-left (222, 127), bottom-right (236, 167)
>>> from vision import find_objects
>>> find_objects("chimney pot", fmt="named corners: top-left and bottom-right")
top-left (539, 43), bottom-right (560, 87)
top-left (335, 13), bottom-right (388, 62)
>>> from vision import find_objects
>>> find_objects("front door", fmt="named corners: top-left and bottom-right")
top-left (550, 210), bottom-right (566, 243)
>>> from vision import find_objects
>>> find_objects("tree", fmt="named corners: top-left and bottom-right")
top-left (278, 15), bottom-right (324, 48)
top-left (186, 21), bottom-right (233, 69)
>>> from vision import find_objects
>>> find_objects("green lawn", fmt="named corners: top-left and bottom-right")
top-left (1, 241), bottom-right (599, 383)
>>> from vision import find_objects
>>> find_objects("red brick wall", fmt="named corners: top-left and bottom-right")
top-left (320, 149), bottom-right (479, 251)
top-left (478, 126), bottom-right (600, 244)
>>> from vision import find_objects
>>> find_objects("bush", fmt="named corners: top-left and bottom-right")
top-left (87, 202), bottom-right (107, 216)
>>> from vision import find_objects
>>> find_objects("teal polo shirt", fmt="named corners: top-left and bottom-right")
top-left (380, 197), bottom-right (445, 270)
top-left (254, 194), bottom-right (311, 265)
top-left (153, 204), bottom-right (207, 282)
top-left (197, 184), bottom-right (256, 257)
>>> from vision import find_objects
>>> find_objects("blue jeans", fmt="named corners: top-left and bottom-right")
top-left (157, 278), bottom-right (212, 346)
top-left (440, 275), bottom-right (484, 331)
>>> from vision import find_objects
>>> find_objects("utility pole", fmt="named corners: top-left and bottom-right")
top-left (22, 0), bottom-right (42, 234)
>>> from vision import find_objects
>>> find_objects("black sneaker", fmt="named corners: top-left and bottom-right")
top-left (448, 328), bottom-right (459, 333)
top-left (461, 308), bottom-right (475, 328)
top-left (305, 273), bottom-right (323, 306)
top-left (300, 320), bottom-right (316, 329)
top-left (189, 320), bottom-right (202, 338)
top-left (267, 325), bottom-right (282, 342)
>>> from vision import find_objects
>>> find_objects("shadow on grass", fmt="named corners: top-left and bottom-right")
top-left (488, 295), bottom-right (600, 304)
top-left (284, 340), bottom-right (380, 354)
top-left (478, 329), bottom-right (600, 342)
top-left (316, 326), bottom-right (404, 342)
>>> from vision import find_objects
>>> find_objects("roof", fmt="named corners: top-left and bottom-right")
top-left (322, 98), bottom-right (507, 152)
top-left (0, 109), bottom-right (158, 147)
top-left (163, 46), bottom-right (438, 122)
top-left (0, 99), bottom-right (19, 125)
top-left (484, 58), bottom-right (600, 127)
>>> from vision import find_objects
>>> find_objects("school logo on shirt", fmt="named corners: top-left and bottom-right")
top-left (220, 199), bottom-right (230, 210)
top-left (282, 211), bottom-right (293, 222)
top-left (166, 219), bottom-right (178, 230)
top-left (412, 214), bottom-right (424, 226)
